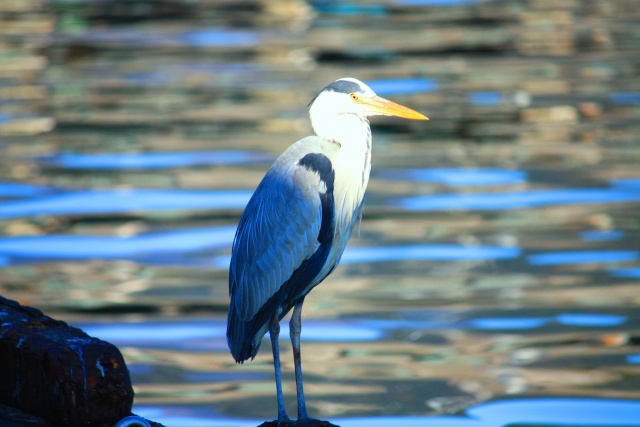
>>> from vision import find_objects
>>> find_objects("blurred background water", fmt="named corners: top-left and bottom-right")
top-left (1, 0), bottom-right (639, 426)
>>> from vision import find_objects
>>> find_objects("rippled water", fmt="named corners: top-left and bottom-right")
top-left (1, 0), bottom-right (639, 426)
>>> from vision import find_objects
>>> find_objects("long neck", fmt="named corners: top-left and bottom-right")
top-left (316, 113), bottom-right (373, 239)
top-left (311, 111), bottom-right (370, 145)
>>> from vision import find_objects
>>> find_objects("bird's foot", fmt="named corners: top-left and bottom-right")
top-left (256, 418), bottom-right (339, 427)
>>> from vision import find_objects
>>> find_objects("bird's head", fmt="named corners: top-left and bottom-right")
top-left (309, 77), bottom-right (429, 141)
top-left (308, 77), bottom-right (428, 141)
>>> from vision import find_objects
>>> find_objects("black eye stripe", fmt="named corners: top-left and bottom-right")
top-left (323, 80), bottom-right (362, 95)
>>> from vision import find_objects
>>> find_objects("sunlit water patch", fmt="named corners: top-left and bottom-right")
top-left (466, 398), bottom-right (640, 426)
top-left (375, 168), bottom-right (526, 186)
top-left (0, 189), bottom-right (252, 219)
top-left (37, 151), bottom-right (274, 170)
top-left (132, 397), bottom-right (640, 427)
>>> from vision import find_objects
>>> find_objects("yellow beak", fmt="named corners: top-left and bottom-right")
top-left (360, 95), bottom-right (429, 120)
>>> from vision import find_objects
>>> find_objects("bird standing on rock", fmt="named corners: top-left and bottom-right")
top-left (227, 77), bottom-right (428, 427)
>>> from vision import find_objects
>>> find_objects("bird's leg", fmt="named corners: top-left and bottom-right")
top-left (269, 315), bottom-right (290, 424)
top-left (290, 299), bottom-right (309, 423)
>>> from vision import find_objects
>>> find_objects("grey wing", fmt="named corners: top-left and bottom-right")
top-left (229, 164), bottom-right (323, 323)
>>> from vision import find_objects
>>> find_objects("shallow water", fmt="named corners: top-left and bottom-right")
top-left (1, 0), bottom-right (639, 426)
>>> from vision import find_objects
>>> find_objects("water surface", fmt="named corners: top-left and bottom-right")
top-left (1, 1), bottom-right (639, 426)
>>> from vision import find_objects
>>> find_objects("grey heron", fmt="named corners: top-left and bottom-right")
top-left (227, 77), bottom-right (428, 426)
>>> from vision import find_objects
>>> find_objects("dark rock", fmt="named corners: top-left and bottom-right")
top-left (0, 296), bottom-right (134, 427)
top-left (0, 402), bottom-right (53, 427)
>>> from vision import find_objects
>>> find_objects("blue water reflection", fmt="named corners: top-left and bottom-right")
top-left (311, 2), bottom-right (388, 16)
top-left (555, 313), bottom-right (626, 327)
top-left (79, 320), bottom-right (382, 351)
top-left (398, 188), bottom-right (640, 211)
top-left (376, 168), bottom-right (526, 186)
top-left (0, 227), bottom-right (525, 265)
top-left (468, 317), bottom-right (548, 330)
top-left (396, 0), bottom-right (480, 6)
top-left (182, 371), bottom-right (269, 383)
top-left (368, 78), bottom-right (438, 95)
top-left (77, 311), bottom-right (630, 355)
top-left (212, 244), bottom-right (520, 269)
top-left (123, 62), bottom-right (262, 86)
top-left (580, 230), bottom-right (624, 241)
top-left (182, 29), bottom-right (258, 47)
top-left (341, 245), bottom-right (520, 263)
top-left (0, 181), bottom-right (53, 198)
top-left (361, 311), bottom-right (631, 332)
top-left (468, 313), bottom-right (627, 330)
top-left (37, 151), bottom-right (273, 170)
top-left (0, 227), bottom-right (235, 261)
top-left (468, 92), bottom-right (502, 106)
top-left (82, 323), bottom-right (225, 343)
top-left (133, 397), bottom-right (640, 427)
top-left (609, 267), bottom-right (640, 278)
top-left (612, 178), bottom-right (640, 190)
top-left (2, 175), bottom-right (637, 220)
top-left (0, 189), bottom-right (252, 219)
top-left (127, 364), bottom-right (154, 375)
top-left (528, 250), bottom-right (638, 266)
top-left (81, 322), bottom-right (228, 352)
top-left (610, 92), bottom-right (640, 105)
top-left (62, 27), bottom-right (258, 47)
top-left (0, 228), bottom-right (524, 266)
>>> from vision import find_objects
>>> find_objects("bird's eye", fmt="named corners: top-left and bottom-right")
top-left (350, 93), bottom-right (359, 101)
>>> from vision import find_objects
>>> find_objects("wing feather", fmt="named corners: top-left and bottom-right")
top-left (229, 164), bottom-right (323, 323)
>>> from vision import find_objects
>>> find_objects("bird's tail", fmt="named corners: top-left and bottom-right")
top-left (226, 302), bottom-right (266, 363)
